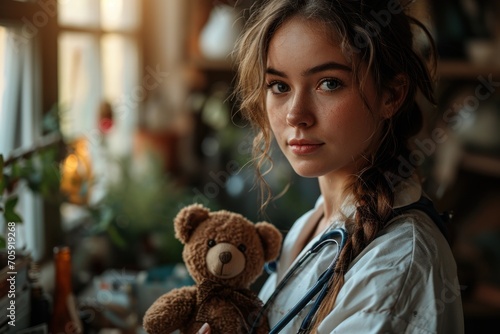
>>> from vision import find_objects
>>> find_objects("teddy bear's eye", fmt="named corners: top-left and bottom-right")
top-left (207, 239), bottom-right (216, 248)
top-left (238, 244), bottom-right (246, 253)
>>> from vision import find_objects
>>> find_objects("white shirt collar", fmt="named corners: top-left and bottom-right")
top-left (315, 173), bottom-right (423, 222)
top-left (284, 174), bottom-right (423, 273)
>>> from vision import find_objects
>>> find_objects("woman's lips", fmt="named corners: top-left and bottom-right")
top-left (288, 139), bottom-right (324, 155)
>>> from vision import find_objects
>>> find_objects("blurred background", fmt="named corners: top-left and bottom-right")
top-left (0, 0), bottom-right (499, 333)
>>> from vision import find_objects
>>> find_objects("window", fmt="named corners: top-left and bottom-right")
top-left (57, 0), bottom-right (140, 154)
top-left (0, 0), bottom-right (142, 261)
top-left (57, 0), bottom-right (142, 228)
top-left (0, 27), bottom-right (5, 107)
top-left (0, 8), bottom-right (45, 260)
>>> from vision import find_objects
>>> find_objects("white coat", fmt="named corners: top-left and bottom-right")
top-left (259, 177), bottom-right (464, 333)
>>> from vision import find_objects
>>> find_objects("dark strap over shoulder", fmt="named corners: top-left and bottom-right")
top-left (389, 196), bottom-right (452, 244)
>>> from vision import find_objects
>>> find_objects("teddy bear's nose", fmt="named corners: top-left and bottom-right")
top-left (219, 251), bottom-right (232, 264)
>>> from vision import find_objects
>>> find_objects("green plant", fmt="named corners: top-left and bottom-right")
top-left (0, 106), bottom-right (63, 248)
top-left (0, 144), bottom-right (62, 248)
top-left (85, 153), bottom-right (189, 265)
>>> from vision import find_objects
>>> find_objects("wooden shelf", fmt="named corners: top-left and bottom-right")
top-left (463, 283), bottom-right (500, 317)
top-left (461, 151), bottom-right (500, 178)
top-left (437, 60), bottom-right (500, 80)
top-left (188, 56), bottom-right (234, 72)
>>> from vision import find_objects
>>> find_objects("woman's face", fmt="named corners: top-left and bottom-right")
top-left (265, 16), bottom-right (385, 179)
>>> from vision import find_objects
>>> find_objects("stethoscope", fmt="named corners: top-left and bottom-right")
top-left (250, 227), bottom-right (348, 334)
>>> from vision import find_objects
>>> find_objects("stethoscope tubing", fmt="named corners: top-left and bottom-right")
top-left (270, 253), bottom-right (337, 334)
top-left (251, 228), bottom-right (348, 334)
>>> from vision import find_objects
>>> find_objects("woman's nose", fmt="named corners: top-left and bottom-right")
top-left (286, 94), bottom-right (314, 128)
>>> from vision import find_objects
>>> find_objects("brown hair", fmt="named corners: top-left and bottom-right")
top-left (234, 0), bottom-right (436, 331)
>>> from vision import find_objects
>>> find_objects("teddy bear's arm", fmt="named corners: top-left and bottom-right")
top-left (143, 286), bottom-right (197, 334)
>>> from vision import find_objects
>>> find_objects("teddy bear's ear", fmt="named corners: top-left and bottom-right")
top-left (255, 222), bottom-right (283, 262)
top-left (174, 204), bottom-right (210, 244)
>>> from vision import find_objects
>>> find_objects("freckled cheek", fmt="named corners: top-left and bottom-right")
top-left (266, 96), bottom-right (284, 113)
top-left (266, 101), bottom-right (288, 128)
top-left (267, 112), bottom-right (285, 141)
top-left (320, 102), bottom-right (351, 130)
top-left (324, 103), bottom-right (376, 142)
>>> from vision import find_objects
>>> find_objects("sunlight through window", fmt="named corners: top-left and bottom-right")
top-left (0, 27), bottom-right (6, 119)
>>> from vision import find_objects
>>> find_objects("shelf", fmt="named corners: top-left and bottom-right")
top-left (188, 56), bottom-right (234, 72)
top-left (437, 60), bottom-right (500, 80)
top-left (461, 151), bottom-right (500, 178)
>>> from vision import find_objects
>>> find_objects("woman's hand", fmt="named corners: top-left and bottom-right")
top-left (197, 323), bottom-right (211, 334)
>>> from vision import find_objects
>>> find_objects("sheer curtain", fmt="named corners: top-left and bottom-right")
top-left (0, 27), bottom-right (44, 261)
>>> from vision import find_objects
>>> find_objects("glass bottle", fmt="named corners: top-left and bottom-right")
top-left (49, 246), bottom-right (82, 334)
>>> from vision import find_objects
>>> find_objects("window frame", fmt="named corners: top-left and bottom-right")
top-left (0, 0), bottom-right (59, 261)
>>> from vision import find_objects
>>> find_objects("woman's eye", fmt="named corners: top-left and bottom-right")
top-left (267, 81), bottom-right (290, 94)
top-left (319, 79), bottom-right (342, 91)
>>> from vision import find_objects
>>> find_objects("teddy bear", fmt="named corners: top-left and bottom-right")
top-left (142, 203), bottom-right (283, 334)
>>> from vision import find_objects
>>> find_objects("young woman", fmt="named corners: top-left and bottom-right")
top-left (199, 0), bottom-right (464, 333)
